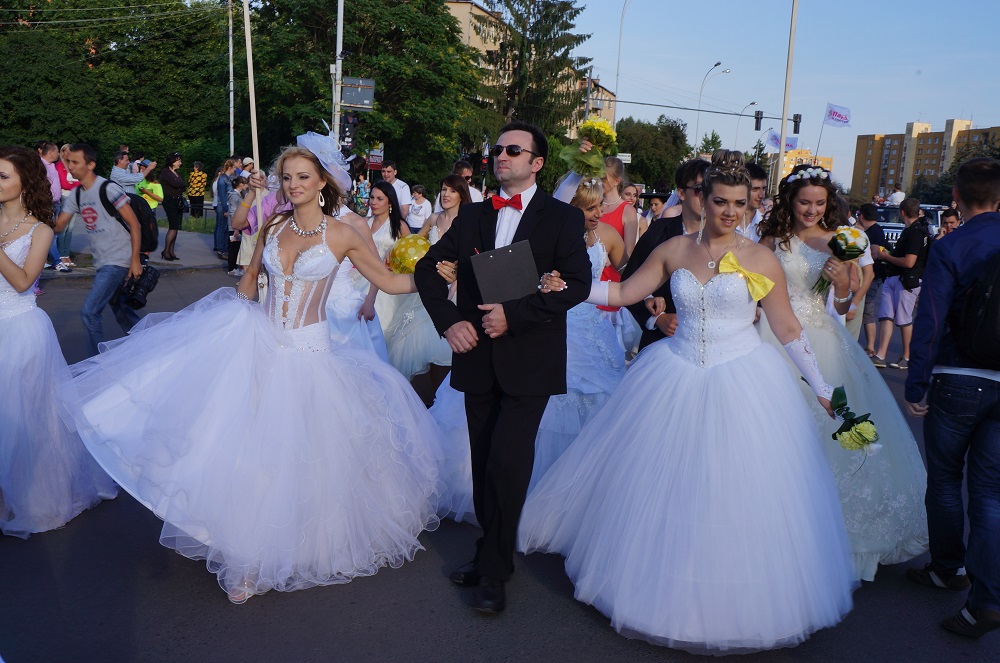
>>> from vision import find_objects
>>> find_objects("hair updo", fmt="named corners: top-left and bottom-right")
top-left (757, 163), bottom-right (840, 250)
top-left (701, 149), bottom-right (751, 199)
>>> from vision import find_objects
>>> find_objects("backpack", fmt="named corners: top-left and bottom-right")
top-left (76, 181), bottom-right (159, 253)
top-left (952, 249), bottom-right (1000, 370)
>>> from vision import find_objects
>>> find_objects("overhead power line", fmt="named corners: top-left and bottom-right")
top-left (614, 98), bottom-right (793, 122)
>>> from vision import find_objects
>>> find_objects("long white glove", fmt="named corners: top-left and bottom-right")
top-left (782, 331), bottom-right (833, 400)
top-left (584, 280), bottom-right (609, 306)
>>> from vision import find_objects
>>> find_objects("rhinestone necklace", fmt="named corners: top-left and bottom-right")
top-left (289, 215), bottom-right (326, 237)
top-left (0, 212), bottom-right (29, 244)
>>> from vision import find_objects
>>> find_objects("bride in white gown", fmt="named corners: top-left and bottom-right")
top-left (0, 146), bottom-right (116, 538)
top-left (518, 151), bottom-right (856, 654)
top-left (757, 165), bottom-right (928, 582)
top-left (59, 146), bottom-right (445, 604)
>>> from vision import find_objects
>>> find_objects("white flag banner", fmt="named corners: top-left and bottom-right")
top-left (823, 103), bottom-right (852, 128)
top-left (766, 130), bottom-right (799, 152)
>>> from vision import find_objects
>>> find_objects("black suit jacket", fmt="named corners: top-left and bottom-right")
top-left (622, 215), bottom-right (685, 350)
top-left (415, 191), bottom-right (591, 396)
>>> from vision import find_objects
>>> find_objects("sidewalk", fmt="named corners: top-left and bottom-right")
top-left (39, 226), bottom-right (228, 283)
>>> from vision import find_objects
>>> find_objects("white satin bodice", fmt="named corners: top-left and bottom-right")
top-left (369, 218), bottom-right (396, 260)
top-left (262, 221), bottom-right (340, 333)
top-left (668, 270), bottom-right (760, 367)
top-left (0, 225), bottom-right (41, 321)
top-left (774, 235), bottom-right (834, 329)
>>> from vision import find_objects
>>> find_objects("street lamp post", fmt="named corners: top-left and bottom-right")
top-left (613, 0), bottom-right (633, 125)
top-left (733, 101), bottom-right (757, 150)
top-left (694, 63), bottom-right (729, 151)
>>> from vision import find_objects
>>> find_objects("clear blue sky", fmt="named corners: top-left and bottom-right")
top-left (573, 0), bottom-right (1000, 187)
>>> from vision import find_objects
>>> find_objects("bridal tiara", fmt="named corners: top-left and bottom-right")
top-left (785, 167), bottom-right (829, 184)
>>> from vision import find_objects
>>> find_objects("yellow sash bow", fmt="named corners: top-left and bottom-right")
top-left (718, 252), bottom-right (775, 302)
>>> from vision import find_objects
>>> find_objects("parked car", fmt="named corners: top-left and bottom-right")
top-left (875, 204), bottom-right (945, 249)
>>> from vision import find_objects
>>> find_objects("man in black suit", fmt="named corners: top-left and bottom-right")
top-left (415, 121), bottom-right (591, 613)
top-left (623, 158), bottom-right (709, 350)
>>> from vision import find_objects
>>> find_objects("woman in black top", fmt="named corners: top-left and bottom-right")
top-left (160, 152), bottom-right (185, 261)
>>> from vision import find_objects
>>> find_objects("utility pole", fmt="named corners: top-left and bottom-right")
top-left (228, 0), bottom-right (234, 154)
top-left (776, 0), bottom-right (799, 195)
top-left (332, 0), bottom-right (345, 137)
top-left (584, 65), bottom-right (593, 122)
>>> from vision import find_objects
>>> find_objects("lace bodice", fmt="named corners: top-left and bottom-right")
top-left (586, 235), bottom-right (609, 279)
top-left (0, 225), bottom-right (41, 320)
top-left (669, 270), bottom-right (761, 367)
top-left (262, 220), bottom-right (340, 331)
top-left (774, 235), bottom-right (834, 329)
top-left (428, 225), bottom-right (440, 246)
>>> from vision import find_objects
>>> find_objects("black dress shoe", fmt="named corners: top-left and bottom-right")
top-left (471, 578), bottom-right (505, 614)
top-left (449, 562), bottom-right (481, 587)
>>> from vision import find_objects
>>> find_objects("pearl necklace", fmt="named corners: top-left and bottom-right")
top-left (289, 215), bottom-right (326, 237)
top-left (0, 212), bottom-right (29, 245)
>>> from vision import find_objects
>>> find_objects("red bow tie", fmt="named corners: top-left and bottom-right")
top-left (492, 193), bottom-right (522, 211)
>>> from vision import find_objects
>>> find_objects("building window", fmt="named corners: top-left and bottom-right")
top-left (865, 168), bottom-right (870, 175)
top-left (866, 159), bottom-right (871, 166)
top-left (867, 149), bottom-right (872, 155)
top-left (889, 169), bottom-right (895, 175)
top-left (917, 159), bottom-right (922, 165)
top-left (892, 149), bottom-right (897, 155)
top-left (916, 169), bottom-right (922, 176)
top-left (893, 139), bottom-right (899, 144)
top-left (936, 137), bottom-right (940, 144)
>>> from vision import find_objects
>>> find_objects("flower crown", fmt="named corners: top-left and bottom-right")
top-left (785, 167), bottom-right (829, 184)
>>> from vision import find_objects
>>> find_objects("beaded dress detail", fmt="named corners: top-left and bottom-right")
top-left (760, 234), bottom-right (928, 581)
top-left (518, 258), bottom-right (857, 653)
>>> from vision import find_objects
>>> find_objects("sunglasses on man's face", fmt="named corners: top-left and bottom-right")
top-left (463, 175), bottom-right (473, 181)
top-left (490, 144), bottom-right (538, 158)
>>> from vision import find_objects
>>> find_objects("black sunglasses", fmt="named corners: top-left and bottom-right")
top-left (490, 144), bottom-right (539, 158)
top-left (681, 183), bottom-right (703, 192)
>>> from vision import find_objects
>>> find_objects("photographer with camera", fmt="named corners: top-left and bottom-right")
top-left (56, 144), bottom-right (144, 356)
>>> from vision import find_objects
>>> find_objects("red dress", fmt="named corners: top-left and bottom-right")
top-left (597, 201), bottom-right (628, 312)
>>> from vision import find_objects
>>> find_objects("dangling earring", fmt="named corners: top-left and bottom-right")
top-left (389, 205), bottom-right (393, 216)
top-left (696, 207), bottom-right (706, 245)
top-left (318, 191), bottom-right (326, 208)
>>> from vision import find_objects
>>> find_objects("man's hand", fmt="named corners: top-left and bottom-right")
top-left (478, 303), bottom-right (508, 338)
top-left (445, 321), bottom-right (479, 353)
top-left (655, 313), bottom-right (678, 337)
top-left (129, 257), bottom-right (143, 280)
top-left (905, 400), bottom-right (929, 417)
top-left (645, 296), bottom-right (667, 317)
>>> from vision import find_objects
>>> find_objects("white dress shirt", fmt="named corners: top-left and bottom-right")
top-left (494, 183), bottom-right (537, 248)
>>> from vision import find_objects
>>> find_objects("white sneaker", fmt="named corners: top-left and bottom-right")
top-left (228, 268), bottom-right (244, 277)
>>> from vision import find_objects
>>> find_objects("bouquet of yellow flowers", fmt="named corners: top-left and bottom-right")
top-left (813, 225), bottom-right (870, 296)
top-left (560, 116), bottom-right (619, 178)
top-left (829, 385), bottom-right (881, 457)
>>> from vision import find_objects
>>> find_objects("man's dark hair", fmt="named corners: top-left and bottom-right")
top-left (34, 140), bottom-right (57, 153)
top-left (381, 160), bottom-right (397, 171)
top-left (498, 121), bottom-right (548, 168)
top-left (113, 150), bottom-right (130, 165)
top-left (859, 203), bottom-right (878, 222)
top-left (674, 158), bottom-right (711, 188)
top-left (119, 144), bottom-right (129, 152)
top-left (955, 157), bottom-right (1000, 210)
top-left (70, 143), bottom-right (98, 165)
top-left (941, 208), bottom-right (960, 221)
top-left (411, 184), bottom-right (425, 196)
top-left (893, 182), bottom-right (902, 191)
top-left (745, 162), bottom-right (768, 181)
top-left (452, 159), bottom-right (473, 173)
top-left (133, 151), bottom-right (145, 160)
top-left (900, 197), bottom-right (921, 218)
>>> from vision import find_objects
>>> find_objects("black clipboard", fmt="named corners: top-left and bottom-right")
top-left (470, 240), bottom-right (538, 304)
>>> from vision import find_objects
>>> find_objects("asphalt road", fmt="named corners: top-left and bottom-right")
top-left (1, 269), bottom-right (996, 663)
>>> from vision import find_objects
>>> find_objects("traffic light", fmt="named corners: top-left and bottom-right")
top-left (340, 112), bottom-right (359, 146)
top-left (753, 110), bottom-right (763, 131)
top-left (792, 113), bottom-right (802, 134)
top-left (480, 155), bottom-right (489, 172)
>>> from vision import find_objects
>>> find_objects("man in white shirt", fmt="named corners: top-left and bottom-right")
top-left (434, 160), bottom-right (485, 212)
top-left (737, 162), bottom-right (768, 241)
top-left (886, 183), bottom-right (906, 206)
top-left (380, 161), bottom-right (411, 220)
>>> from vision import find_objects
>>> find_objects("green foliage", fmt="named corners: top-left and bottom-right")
top-left (698, 131), bottom-right (723, 155)
top-left (912, 135), bottom-right (1000, 205)
top-left (744, 140), bottom-right (766, 167)
top-left (615, 115), bottom-right (690, 189)
top-left (474, 0), bottom-right (590, 138)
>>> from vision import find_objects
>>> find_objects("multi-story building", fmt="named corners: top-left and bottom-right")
top-left (567, 77), bottom-right (617, 139)
top-left (765, 149), bottom-right (834, 189)
top-left (445, 0), bottom-right (499, 53)
top-left (851, 119), bottom-right (1000, 200)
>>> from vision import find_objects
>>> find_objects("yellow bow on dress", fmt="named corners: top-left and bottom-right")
top-left (718, 252), bottom-right (775, 302)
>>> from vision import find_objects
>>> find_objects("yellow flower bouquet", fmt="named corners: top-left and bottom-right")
top-left (560, 116), bottom-right (619, 178)
top-left (830, 385), bottom-right (881, 458)
top-left (813, 225), bottom-right (870, 295)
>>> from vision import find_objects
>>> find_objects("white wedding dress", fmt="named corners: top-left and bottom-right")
top-left (432, 238), bottom-right (627, 524)
top-left (59, 220), bottom-right (445, 598)
top-left (369, 218), bottom-right (405, 332)
top-left (0, 224), bottom-right (116, 538)
top-left (759, 235), bottom-right (928, 581)
top-left (384, 224), bottom-right (452, 380)
top-left (518, 258), bottom-right (856, 654)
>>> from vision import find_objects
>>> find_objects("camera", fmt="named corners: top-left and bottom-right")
top-left (140, 159), bottom-right (151, 167)
top-left (115, 264), bottom-right (160, 309)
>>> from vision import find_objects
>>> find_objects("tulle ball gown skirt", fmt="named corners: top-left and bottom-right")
top-left (518, 341), bottom-right (857, 654)
top-left (59, 289), bottom-right (444, 598)
top-left (0, 308), bottom-right (117, 538)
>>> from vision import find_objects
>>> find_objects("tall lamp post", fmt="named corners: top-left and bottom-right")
top-left (733, 101), bottom-right (757, 150)
top-left (613, 0), bottom-right (633, 124)
top-left (694, 62), bottom-right (729, 150)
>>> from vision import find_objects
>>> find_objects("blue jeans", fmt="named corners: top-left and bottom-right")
top-left (214, 207), bottom-right (228, 252)
top-left (57, 215), bottom-right (75, 258)
top-left (81, 265), bottom-right (142, 356)
top-left (924, 373), bottom-right (1000, 613)
top-left (47, 201), bottom-right (62, 265)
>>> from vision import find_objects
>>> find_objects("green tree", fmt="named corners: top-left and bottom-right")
top-left (698, 130), bottom-right (722, 155)
top-left (252, 0), bottom-right (481, 188)
top-left (914, 135), bottom-right (1000, 205)
top-left (474, 0), bottom-right (590, 138)
top-left (614, 115), bottom-right (690, 188)
top-left (744, 139), bottom-right (766, 167)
